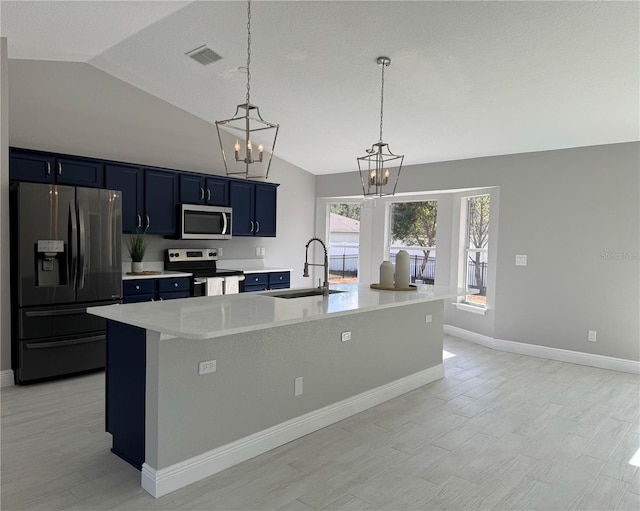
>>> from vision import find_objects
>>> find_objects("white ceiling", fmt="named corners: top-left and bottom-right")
top-left (1, 1), bottom-right (638, 175)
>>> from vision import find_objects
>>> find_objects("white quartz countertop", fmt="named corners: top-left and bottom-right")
top-left (89, 283), bottom-right (472, 340)
top-left (122, 271), bottom-right (192, 280)
top-left (241, 267), bottom-right (293, 274)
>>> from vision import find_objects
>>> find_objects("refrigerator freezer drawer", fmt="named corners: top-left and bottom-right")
top-left (16, 334), bottom-right (106, 383)
top-left (19, 302), bottom-right (113, 340)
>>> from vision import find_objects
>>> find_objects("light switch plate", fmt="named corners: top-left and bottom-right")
top-left (515, 255), bottom-right (528, 266)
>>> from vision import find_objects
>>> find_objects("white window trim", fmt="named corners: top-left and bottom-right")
top-left (453, 301), bottom-right (488, 315)
top-left (457, 194), bottom-right (490, 310)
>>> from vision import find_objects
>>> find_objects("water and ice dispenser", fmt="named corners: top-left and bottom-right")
top-left (36, 239), bottom-right (67, 287)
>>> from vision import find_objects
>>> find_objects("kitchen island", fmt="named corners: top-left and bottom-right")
top-left (88, 283), bottom-right (471, 497)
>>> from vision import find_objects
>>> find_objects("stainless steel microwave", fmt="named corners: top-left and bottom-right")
top-left (179, 204), bottom-right (232, 240)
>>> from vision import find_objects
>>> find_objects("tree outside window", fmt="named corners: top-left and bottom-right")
top-left (388, 201), bottom-right (438, 283)
top-left (464, 195), bottom-right (490, 306)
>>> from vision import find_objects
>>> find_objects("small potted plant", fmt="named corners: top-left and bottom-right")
top-left (127, 229), bottom-right (147, 273)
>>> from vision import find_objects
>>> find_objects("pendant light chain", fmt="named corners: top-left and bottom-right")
top-left (245, 0), bottom-right (252, 105)
top-left (379, 60), bottom-right (386, 143)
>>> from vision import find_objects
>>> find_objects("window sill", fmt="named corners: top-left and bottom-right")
top-left (453, 302), bottom-right (487, 315)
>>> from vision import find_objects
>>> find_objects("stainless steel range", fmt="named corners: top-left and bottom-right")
top-left (164, 248), bottom-right (244, 296)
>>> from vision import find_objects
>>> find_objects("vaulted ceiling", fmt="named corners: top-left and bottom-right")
top-left (2, 1), bottom-right (638, 175)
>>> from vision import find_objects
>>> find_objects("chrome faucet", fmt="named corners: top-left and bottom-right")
top-left (303, 237), bottom-right (329, 295)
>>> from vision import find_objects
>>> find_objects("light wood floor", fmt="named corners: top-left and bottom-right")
top-left (2, 336), bottom-right (639, 510)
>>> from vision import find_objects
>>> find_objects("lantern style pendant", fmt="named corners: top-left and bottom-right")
top-left (215, 1), bottom-right (279, 180)
top-left (357, 56), bottom-right (404, 197)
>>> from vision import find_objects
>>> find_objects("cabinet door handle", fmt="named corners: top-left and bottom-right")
top-left (256, 221), bottom-right (260, 233)
top-left (145, 215), bottom-right (150, 230)
top-left (57, 162), bottom-right (62, 176)
top-left (250, 220), bottom-right (254, 232)
top-left (200, 187), bottom-right (205, 201)
top-left (46, 162), bottom-right (51, 176)
top-left (207, 189), bottom-right (211, 201)
top-left (135, 285), bottom-right (140, 290)
top-left (174, 282), bottom-right (178, 288)
top-left (137, 214), bottom-right (142, 229)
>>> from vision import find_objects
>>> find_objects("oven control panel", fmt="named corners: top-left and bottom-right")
top-left (166, 248), bottom-right (217, 262)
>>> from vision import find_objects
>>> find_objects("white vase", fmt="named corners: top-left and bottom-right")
top-left (394, 250), bottom-right (410, 288)
top-left (379, 260), bottom-right (394, 288)
top-left (131, 261), bottom-right (143, 273)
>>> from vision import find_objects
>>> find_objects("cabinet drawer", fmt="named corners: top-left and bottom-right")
top-left (243, 284), bottom-right (268, 293)
top-left (157, 278), bottom-right (191, 293)
top-left (245, 273), bottom-right (268, 286)
top-left (123, 280), bottom-right (155, 296)
top-left (269, 272), bottom-right (290, 285)
top-left (158, 291), bottom-right (190, 301)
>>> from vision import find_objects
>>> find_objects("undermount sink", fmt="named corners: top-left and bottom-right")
top-left (267, 288), bottom-right (346, 299)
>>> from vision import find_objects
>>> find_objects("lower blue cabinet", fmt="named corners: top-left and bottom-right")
top-left (123, 277), bottom-right (191, 303)
top-left (243, 271), bottom-right (290, 292)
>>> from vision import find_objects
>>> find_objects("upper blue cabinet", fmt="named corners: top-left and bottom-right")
top-left (230, 180), bottom-right (278, 237)
top-left (10, 148), bottom-right (104, 188)
top-left (10, 147), bottom-right (277, 238)
top-left (179, 174), bottom-right (229, 206)
top-left (105, 164), bottom-right (178, 235)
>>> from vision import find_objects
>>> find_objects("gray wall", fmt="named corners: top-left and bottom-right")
top-left (146, 300), bottom-right (444, 469)
top-left (1, 39), bottom-right (10, 376)
top-left (2, 59), bottom-right (317, 372)
top-left (317, 143), bottom-right (640, 361)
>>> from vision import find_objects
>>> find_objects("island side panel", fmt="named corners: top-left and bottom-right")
top-left (105, 320), bottom-right (146, 469)
top-left (145, 300), bottom-right (444, 470)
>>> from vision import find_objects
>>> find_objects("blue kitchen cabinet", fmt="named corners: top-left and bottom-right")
top-left (10, 148), bottom-right (104, 188)
top-left (106, 165), bottom-right (177, 235)
top-left (143, 169), bottom-right (178, 235)
top-left (122, 277), bottom-right (191, 304)
top-left (230, 180), bottom-right (255, 236)
top-left (254, 183), bottom-right (278, 237)
top-left (105, 164), bottom-right (144, 233)
top-left (229, 180), bottom-right (278, 237)
top-left (243, 271), bottom-right (290, 292)
top-left (179, 174), bottom-right (229, 206)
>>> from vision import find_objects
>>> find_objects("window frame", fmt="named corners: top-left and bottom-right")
top-left (457, 193), bottom-right (490, 312)
top-left (385, 199), bottom-right (438, 284)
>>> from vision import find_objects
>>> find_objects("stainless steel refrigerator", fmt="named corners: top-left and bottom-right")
top-left (10, 182), bottom-right (122, 384)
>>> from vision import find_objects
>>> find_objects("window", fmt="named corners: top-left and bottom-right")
top-left (328, 203), bottom-right (361, 284)
top-left (462, 195), bottom-right (490, 307)
top-left (387, 200), bottom-right (438, 284)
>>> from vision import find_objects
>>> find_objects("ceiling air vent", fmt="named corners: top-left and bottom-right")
top-left (185, 45), bottom-right (222, 66)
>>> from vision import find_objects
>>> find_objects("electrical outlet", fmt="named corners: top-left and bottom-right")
top-left (515, 255), bottom-right (528, 266)
top-left (294, 376), bottom-right (303, 396)
top-left (341, 331), bottom-right (351, 342)
top-left (218, 247), bottom-right (223, 257)
top-left (261, 247), bottom-right (266, 256)
top-left (588, 330), bottom-right (597, 342)
top-left (255, 247), bottom-right (261, 257)
top-left (425, 314), bottom-right (432, 323)
top-left (198, 359), bottom-right (217, 375)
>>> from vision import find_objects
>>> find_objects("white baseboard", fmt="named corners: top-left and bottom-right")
top-left (141, 364), bottom-right (444, 498)
top-left (1, 369), bottom-right (14, 387)
top-left (444, 325), bottom-right (640, 374)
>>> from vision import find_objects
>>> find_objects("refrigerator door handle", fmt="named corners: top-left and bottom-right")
top-left (78, 202), bottom-right (86, 289)
top-left (69, 202), bottom-right (78, 288)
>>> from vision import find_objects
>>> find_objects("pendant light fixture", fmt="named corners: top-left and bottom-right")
top-left (215, 0), bottom-right (279, 180)
top-left (357, 56), bottom-right (404, 197)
